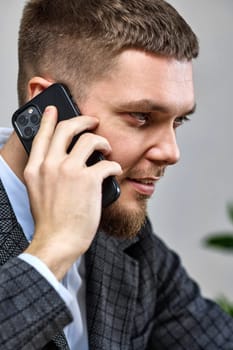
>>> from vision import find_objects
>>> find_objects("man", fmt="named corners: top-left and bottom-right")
top-left (0, 0), bottom-right (232, 349)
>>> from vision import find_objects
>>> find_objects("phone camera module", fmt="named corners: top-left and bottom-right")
top-left (18, 114), bottom-right (28, 126)
top-left (24, 126), bottom-right (34, 139)
top-left (15, 106), bottom-right (41, 139)
top-left (30, 114), bottom-right (40, 125)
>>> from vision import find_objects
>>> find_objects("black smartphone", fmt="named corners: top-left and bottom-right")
top-left (12, 83), bottom-right (120, 207)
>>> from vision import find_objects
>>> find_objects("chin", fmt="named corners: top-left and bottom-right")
top-left (100, 192), bottom-right (148, 240)
top-left (119, 186), bottom-right (150, 210)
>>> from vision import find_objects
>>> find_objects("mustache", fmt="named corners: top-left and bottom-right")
top-left (122, 166), bottom-right (166, 180)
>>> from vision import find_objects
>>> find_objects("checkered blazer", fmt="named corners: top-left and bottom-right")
top-left (0, 178), bottom-right (233, 349)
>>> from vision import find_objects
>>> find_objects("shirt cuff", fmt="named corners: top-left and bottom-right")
top-left (19, 253), bottom-right (74, 315)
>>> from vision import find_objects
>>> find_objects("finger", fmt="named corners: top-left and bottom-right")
top-left (46, 116), bottom-right (99, 160)
top-left (29, 106), bottom-right (58, 165)
top-left (88, 159), bottom-right (122, 180)
top-left (68, 133), bottom-right (112, 166)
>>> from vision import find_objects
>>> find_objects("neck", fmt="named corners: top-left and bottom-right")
top-left (0, 131), bottom-right (28, 183)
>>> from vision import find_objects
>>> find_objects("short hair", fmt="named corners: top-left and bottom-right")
top-left (17, 0), bottom-right (199, 106)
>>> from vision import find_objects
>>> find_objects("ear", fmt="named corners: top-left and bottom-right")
top-left (27, 77), bottom-right (55, 100)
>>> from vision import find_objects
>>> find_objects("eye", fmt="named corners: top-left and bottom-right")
top-left (173, 116), bottom-right (190, 128)
top-left (130, 112), bottom-right (150, 126)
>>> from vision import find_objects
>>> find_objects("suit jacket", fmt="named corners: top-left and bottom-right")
top-left (0, 178), bottom-right (233, 350)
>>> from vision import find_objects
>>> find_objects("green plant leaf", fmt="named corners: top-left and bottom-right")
top-left (203, 233), bottom-right (233, 251)
top-left (227, 202), bottom-right (233, 224)
top-left (216, 295), bottom-right (233, 317)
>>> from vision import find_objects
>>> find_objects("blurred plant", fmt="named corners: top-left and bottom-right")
top-left (216, 296), bottom-right (233, 317)
top-left (202, 202), bottom-right (233, 317)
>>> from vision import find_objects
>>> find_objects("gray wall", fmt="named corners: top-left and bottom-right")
top-left (1, 1), bottom-right (232, 300)
top-left (149, 0), bottom-right (233, 300)
top-left (0, 2), bottom-right (25, 121)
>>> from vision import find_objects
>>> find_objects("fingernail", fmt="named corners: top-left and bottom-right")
top-left (44, 105), bottom-right (55, 114)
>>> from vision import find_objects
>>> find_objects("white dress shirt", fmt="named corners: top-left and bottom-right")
top-left (0, 127), bottom-right (89, 350)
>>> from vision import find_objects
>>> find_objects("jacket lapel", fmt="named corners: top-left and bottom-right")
top-left (42, 334), bottom-right (69, 350)
top-left (85, 231), bottom-right (140, 349)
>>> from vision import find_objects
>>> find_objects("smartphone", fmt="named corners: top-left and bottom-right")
top-left (12, 83), bottom-right (120, 207)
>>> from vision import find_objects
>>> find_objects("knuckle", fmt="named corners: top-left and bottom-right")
top-left (79, 132), bottom-right (92, 143)
top-left (56, 120), bottom-right (68, 131)
top-left (23, 166), bottom-right (32, 180)
top-left (60, 159), bottom-right (72, 174)
top-left (40, 160), bottom-right (49, 175)
top-left (59, 159), bottom-right (80, 180)
top-left (80, 133), bottom-right (108, 147)
top-left (40, 159), bottom-right (55, 176)
top-left (24, 165), bottom-right (37, 183)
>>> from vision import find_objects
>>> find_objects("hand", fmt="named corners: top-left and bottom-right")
top-left (24, 106), bottom-right (122, 280)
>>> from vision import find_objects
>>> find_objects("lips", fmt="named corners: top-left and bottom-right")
top-left (127, 177), bottom-right (157, 196)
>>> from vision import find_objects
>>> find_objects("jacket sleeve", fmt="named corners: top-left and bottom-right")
top-left (146, 230), bottom-right (233, 349)
top-left (0, 257), bottom-right (72, 350)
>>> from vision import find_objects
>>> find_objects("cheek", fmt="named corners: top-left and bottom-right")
top-left (96, 120), bottom-right (146, 169)
top-left (110, 138), bottom-right (145, 173)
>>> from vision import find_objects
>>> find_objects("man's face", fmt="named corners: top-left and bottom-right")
top-left (79, 50), bottom-right (195, 238)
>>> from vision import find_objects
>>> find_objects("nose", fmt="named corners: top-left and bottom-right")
top-left (145, 126), bottom-right (180, 166)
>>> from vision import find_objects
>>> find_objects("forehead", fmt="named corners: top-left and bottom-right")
top-left (81, 49), bottom-right (195, 118)
top-left (116, 49), bottom-right (194, 78)
top-left (106, 49), bottom-right (195, 115)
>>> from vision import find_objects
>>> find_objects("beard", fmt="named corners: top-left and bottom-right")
top-left (99, 164), bottom-right (165, 239)
top-left (100, 192), bottom-right (148, 240)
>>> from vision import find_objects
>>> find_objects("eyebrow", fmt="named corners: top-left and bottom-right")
top-left (115, 99), bottom-right (197, 116)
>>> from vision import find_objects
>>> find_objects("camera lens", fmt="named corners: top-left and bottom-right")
top-left (24, 126), bottom-right (33, 138)
top-left (30, 114), bottom-right (40, 125)
top-left (18, 115), bottom-right (28, 126)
